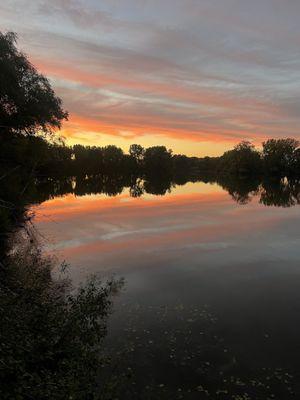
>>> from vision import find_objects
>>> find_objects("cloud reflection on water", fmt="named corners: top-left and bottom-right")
top-left (33, 181), bottom-right (300, 283)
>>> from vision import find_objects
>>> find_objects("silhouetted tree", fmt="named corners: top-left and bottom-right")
top-left (218, 141), bottom-right (262, 176)
top-left (129, 144), bottom-right (145, 166)
top-left (102, 145), bottom-right (124, 174)
top-left (0, 32), bottom-right (68, 135)
top-left (262, 138), bottom-right (299, 177)
top-left (293, 148), bottom-right (300, 176)
top-left (172, 154), bottom-right (192, 176)
top-left (144, 146), bottom-right (173, 176)
top-left (73, 145), bottom-right (103, 175)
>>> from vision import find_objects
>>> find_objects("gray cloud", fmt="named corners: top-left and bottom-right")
top-left (1, 0), bottom-right (300, 146)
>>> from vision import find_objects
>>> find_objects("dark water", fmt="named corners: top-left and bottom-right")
top-left (33, 180), bottom-right (300, 399)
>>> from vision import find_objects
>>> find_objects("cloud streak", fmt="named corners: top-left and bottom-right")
top-left (1, 0), bottom-right (300, 154)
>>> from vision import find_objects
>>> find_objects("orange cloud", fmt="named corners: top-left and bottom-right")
top-left (33, 57), bottom-right (285, 154)
top-left (26, 28), bottom-right (300, 158)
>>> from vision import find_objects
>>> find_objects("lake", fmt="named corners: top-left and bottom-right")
top-left (32, 180), bottom-right (300, 399)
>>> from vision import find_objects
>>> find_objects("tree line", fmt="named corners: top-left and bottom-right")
top-left (2, 129), bottom-right (300, 180)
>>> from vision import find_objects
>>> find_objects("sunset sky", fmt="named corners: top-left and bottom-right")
top-left (1, 0), bottom-right (300, 156)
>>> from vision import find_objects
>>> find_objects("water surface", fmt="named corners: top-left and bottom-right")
top-left (33, 180), bottom-right (300, 398)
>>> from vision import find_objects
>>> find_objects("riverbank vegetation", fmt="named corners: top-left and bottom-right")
top-left (0, 31), bottom-right (124, 400)
top-left (2, 129), bottom-right (300, 182)
top-left (0, 234), bottom-right (124, 400)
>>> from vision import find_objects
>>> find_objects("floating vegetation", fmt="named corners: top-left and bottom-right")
top-left (103, 302), bottom-right (297, 399)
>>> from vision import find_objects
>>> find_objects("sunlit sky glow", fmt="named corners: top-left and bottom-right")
top-left (1, 0), bottom-right (300, 156)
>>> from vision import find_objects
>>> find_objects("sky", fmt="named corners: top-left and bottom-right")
top-left (1, 0), bottom-right (300, 156)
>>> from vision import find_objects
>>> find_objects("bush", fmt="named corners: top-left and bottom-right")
top-left (0, 240), bottom-right (123, 400)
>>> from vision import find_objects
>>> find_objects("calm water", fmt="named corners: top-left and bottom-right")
top-left (33, 180), bottom-right (300, 398)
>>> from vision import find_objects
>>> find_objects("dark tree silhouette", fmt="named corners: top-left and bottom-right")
top-left (129, 144), bottom-right (145, 166)
top-left (262, 138), bottom-right (299, 177)
top-left (260, 178), bottom-right (300, 207)
top-left (0, 32), bottom-right (68, 135)
top-left (218, 141), bottom-right (262, 177)
top-left (144, 146), bottom-right (173, 176)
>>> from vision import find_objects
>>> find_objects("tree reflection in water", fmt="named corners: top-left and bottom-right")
top-left (1, 170), bottom-right (299, 255)
top-left (29, 174), bottom-right (300, 207)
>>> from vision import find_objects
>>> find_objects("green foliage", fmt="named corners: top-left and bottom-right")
top-left (262, 138), bottom-right (300, 176)
top-left (0, 31), bottom-right (68, 135)
top-left (218, 141), bottom-right (262, 177)
top-left (0, 241), bottom-right (123, 400)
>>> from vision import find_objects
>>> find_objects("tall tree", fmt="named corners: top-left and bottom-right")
top-left (129, 144), bottom-right (145, 166)
top-left (0, 32), bottom-right (68, 135)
